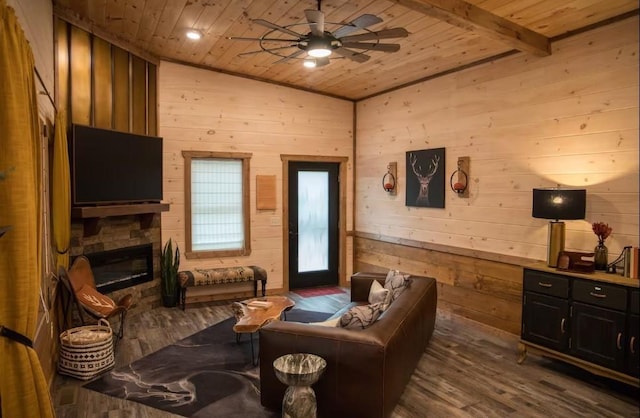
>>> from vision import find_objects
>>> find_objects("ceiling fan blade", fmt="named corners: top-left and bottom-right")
top-left (238, 45), bottom-right (298, 57)
top-left (340, 42), bottom-right (401, 52)
top-left (332, 14), bottom-right (383, 38)
top-left (304, 9), bottom-right (325, 36)
top-left (274, 49), bottom-right (305, 64)
top-left (253, 19), bottom-right (302, 38)
top-left (333, 47), bottom-right (370, 63)
top-left (340, 27), bottom-right (409, 43)
top-left (227, 36), bottom-right (300, 42)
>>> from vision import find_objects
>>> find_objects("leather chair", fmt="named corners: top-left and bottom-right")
top-left (58, 256), bottom-right (133, 343)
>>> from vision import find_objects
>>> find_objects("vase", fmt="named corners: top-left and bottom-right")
top-left (594, 242), bottom-right (608, 271)
top-left (162, 293), bottom-right (178, 308)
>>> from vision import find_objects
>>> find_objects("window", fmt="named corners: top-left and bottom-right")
top-left (182, 151), bottom-right (251, 258)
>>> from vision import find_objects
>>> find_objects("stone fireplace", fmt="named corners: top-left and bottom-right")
top-left (82, 243), bottom-right (154, 293)
top-left (70, 209), bottom-right (165, 315)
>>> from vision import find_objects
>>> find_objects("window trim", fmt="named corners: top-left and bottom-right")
top-left (182, 150), bottom-right (252, 259)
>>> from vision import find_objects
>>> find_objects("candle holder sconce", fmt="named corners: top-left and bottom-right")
top-left (449, 156), bottom-right (470, 197)
top-left (382, 162), bottom-right (397, 195)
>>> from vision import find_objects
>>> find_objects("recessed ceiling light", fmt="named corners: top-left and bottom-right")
top-left (186, 30), bottom-right (202, 40)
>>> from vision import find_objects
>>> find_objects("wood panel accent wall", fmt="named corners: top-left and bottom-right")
top-left (354, 17), bottom-right (639, 334)
top-left (55, 18), bottom-right (157, 135)
top-left (159, 61), bottom-right (354, 297)
top-left (355, 235), bottom-right (525, 334)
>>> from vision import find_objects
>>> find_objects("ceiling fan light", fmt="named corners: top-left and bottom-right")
top-left (186, 29), bottom-right (202, 40)
top-left (303, 58), bottom-right (317, 68)
top-left (308, 47), bottom-right (331, 58)
top-left (307, 37), bottom-right (332, 58)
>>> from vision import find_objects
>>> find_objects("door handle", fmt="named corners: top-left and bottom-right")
top-left (616, 332), bottom-right (622, 350)
top-left (560, 318), bottom-right (566, 334)
top-left (589, 292), bottom-right (606, 298)
top-left (630, 336), bottom-right (636, 354)
top-left (538, 282), bottom-right (552, 288)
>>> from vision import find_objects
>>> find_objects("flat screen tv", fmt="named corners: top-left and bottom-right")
top-left (69, 124), bottom-right (163, 205)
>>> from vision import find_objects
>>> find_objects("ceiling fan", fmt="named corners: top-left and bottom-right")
top-left (227, 0), bottom-right (409, 68)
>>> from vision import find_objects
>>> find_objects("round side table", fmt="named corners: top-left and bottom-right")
top-left (273, 353), bottom-right (326, 418)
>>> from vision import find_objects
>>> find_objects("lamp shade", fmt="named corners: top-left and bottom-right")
top-left (532, 188), bottom-right (586, 220)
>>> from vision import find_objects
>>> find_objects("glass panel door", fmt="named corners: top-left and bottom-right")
top-left (288, 162), bottom-right (338, 289)
top-left (297, 171), bottom-right (329, 273)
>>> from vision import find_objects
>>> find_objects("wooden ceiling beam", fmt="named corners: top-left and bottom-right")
top-left (389, 0), bottom-right (551, 56)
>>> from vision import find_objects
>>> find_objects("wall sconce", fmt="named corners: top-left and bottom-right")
top-left (382, 162), bottom-right (397, 194)
top-left (532, 187), bottom-right (586, 267)
top-left (449, 156), bottom-right (469, 197)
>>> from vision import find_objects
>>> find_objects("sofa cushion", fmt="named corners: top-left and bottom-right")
top-left (339, 303), bottom-right (383, 329)
top-left (76, 284), bottom-right (116, 317)
top-left (368, 280), bottom-right (391, 311)
top-left (310, 317), bottom-right (341, 327)
top-left (384, 270), bottom-right (410, 302)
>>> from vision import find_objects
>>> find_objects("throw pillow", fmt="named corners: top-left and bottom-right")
top-left (384, 271), bottom-right (410, 302)
top-left (310, 317), bottom-right (341, 327)
top-left (339, 303), bottom-right (383, 329)
top-left (75, 284), bottom-right (116, 317)
top-left (368, 279), bottom-right (391, 311)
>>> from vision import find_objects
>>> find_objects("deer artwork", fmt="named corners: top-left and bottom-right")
top-left (409, 152), bottom-right (440, 206)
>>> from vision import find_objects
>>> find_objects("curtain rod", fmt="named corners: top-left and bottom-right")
top-left (34, 66), bottom-right (56, 112)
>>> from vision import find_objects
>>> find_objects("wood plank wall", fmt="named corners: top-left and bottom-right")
top-left (354, 16), bottom-right (639, 335)
top-left (355, 235), bottom-right (526, 334)
top-left (55, 18), bottom-right (157, 135)
top-left (159, 62), bottom-right (354, 299)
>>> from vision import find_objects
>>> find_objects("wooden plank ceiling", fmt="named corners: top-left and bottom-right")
top-left (53, 0), bottom-right (638, 100)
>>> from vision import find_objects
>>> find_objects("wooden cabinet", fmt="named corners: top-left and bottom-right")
top-left (627, 313), bottom-right (639, 377)
top-left (571, 279), bottom-right (628, 371)
top-left (519, 265), bottom-right (639, 387)
top-left (522, 270), bottom-right (570, 351)
top-left (628, 290), bottom-right (639, 377)
top-left (571, 302), bottom-right (626, 370)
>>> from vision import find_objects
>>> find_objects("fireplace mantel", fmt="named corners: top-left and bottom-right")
top-left (72, 203), bottom-right (169, 236)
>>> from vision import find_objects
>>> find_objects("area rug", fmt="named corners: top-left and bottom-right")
top-left (84, 309), bottom-right (331, 417)
top-left (292, 286), bottom-right (345, 298)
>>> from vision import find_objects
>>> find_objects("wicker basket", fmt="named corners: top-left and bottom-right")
top-left (58, 319), bottom-right (115, 380)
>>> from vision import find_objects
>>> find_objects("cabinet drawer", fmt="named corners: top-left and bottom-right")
top-left (573, 279), bottom-right (627, 311)
top-left (523, 269), bottom-right (569, 298)
top-left (630, 290), bottom-right (639, 315)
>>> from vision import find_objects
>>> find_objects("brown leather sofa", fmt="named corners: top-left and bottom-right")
top-left (259, 272), bottom-right (438, 418)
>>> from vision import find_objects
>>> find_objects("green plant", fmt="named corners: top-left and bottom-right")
top-left (161, 238), bottom-right (180, 297)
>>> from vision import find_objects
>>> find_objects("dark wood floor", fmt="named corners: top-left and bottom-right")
top-left (52, 290), bottom-right (639, 417)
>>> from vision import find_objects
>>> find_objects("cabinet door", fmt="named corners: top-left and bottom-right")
top-left (571, 302), bottom-right (626, 371)
top-left (522, 292), bottom-right (569, 352)
top-left (627, 314), bottom-right (639, 377)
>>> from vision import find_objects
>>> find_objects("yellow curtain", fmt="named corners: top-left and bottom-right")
top-left (0, 1), bottom-right (55, 417)
top-left (53, 110), bottom-right (70, 270)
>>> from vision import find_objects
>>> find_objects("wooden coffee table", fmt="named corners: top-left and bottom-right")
top-left (232, 296), bottom-right (295, 365)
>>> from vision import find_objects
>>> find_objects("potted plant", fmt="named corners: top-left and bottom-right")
top-left (161, 238), bottom-right (180, 307)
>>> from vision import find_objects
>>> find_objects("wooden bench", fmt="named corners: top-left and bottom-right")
top-left (177, 266), bottom-right (267, 310)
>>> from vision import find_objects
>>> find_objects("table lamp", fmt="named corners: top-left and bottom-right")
top-left (532, 188), bottom-right (586, 267)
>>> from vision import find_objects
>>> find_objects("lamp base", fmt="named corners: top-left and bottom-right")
top-left (547, 221), bottom-right (566, 267)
